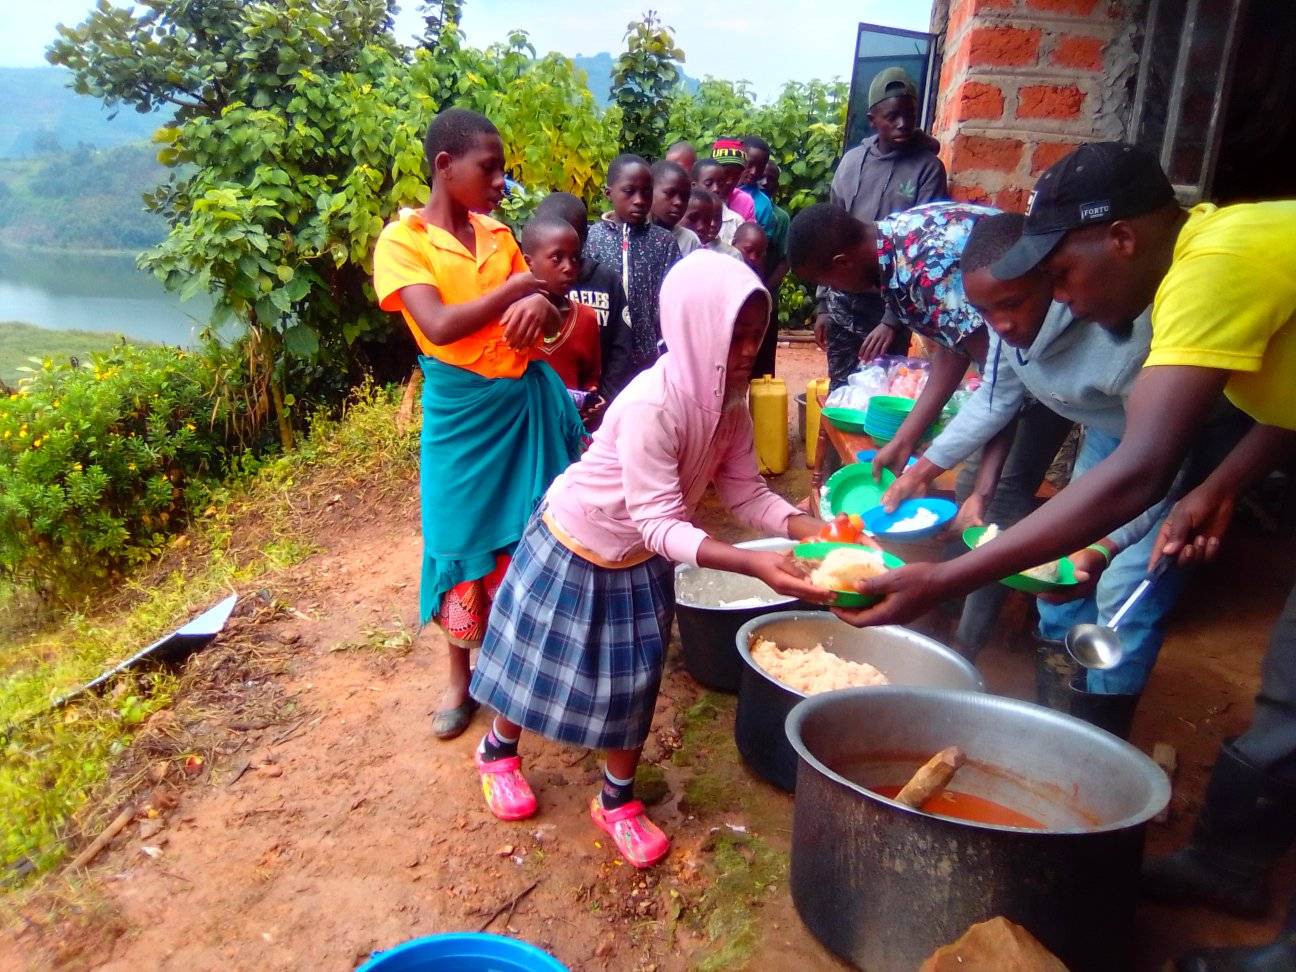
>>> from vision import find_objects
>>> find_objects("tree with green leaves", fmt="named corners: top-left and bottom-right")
top-left (49, 3), bottom-right (613, 448)
top-left (420, 0), bottom-right (464, 53)
top-left (611, 11), bottom-right (684, 159)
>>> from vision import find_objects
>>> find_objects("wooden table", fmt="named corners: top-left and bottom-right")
top-left (816, 394), bottom-right (1059, 501)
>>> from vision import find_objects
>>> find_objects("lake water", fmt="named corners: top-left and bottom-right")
top-left (0, 247), bottom-right (212, 347)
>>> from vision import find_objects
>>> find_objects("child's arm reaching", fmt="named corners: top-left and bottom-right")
top-left (398, 274), bottom-right (554, 349)
top-left (616, 406), bottom-right (829, 603)
top-left (712, 411), bottom-right (824, 539)
top-left (696, 538), bottom-right (831, 603)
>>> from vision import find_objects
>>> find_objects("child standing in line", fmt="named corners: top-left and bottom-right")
top-left (469, 252), bottom-right (831, 867)
top-left (681, 188), bottom-right (740, 258)
top-left (650, 159), bottom-right (701, 256)
top-left (583, 154), bottom-right (682, 374)
top-left (373, 108), bottom-right (586, 740)
top-left (710, 138), bottom-right (757, 222)
top-left (533, 191), bottom-right (635, 403)
top-left (521, 215), bottom-right (603, 428)
top-left (732, 222), bottom-right (768, 277)
top-left (759, 161), bottom-right (791, 293)
top-left (693, 159), bottom-right (745, 245)
top-left (738, 135), bottom-right (776, 237)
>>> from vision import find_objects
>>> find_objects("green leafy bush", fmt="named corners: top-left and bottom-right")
top-left (0, 346), bottom-right (232, 595)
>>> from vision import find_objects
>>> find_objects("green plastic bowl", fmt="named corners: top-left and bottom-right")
top-left (822, 407), bottom-right (871, 435)
top-left (961, 526), bottom-right (1081, 594)
top-left (793, 541), bottom-right (905, 608)
top-left (824, 464), bottom-right (896, 517)
top-left (867, 395), bottom-right (917, 416)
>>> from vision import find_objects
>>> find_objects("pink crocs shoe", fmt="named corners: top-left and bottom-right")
top-left (476, 754), bottom-right (537, 821)
top-left (590, 797), bottom-right (671, 868)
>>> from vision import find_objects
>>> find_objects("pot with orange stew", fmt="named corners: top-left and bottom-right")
top-left (785, 687), bottom-right (1170, 972)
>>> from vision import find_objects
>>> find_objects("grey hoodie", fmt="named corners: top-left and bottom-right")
top-left (925, 302), bottom-right (1167, 549)
top-left (830, 133), bottom-right (948, 224)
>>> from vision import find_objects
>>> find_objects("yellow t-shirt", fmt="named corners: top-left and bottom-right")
top-left (1145, 202), bottom-right (1296, 429)
top-left (373, 208), bottom-right (530, 379)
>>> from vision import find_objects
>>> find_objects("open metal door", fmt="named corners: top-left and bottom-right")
top-left (843, 23), bottom-right (939, 153)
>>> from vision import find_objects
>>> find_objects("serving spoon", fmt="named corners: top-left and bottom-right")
top-left (1064, 558), bottom-right (1172, 670)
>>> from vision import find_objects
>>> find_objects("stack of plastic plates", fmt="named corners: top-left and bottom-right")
top-left (863, 395), bottom-right (914, 444)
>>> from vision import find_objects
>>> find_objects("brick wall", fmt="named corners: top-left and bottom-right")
top-left (931, 0), bottom-right (1139, 210)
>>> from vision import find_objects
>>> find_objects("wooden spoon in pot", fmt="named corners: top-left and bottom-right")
top-left (895, 747), bottom-right (966, 809)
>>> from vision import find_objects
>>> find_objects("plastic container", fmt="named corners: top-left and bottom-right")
top-left (749, 375), bottom-right (788, 475)
top-left (805, 377), bottom-right (829, 467)
top-left (791, 541), bottom-right (905, 608)
top-left (356, 933), bottom-right (568, 971)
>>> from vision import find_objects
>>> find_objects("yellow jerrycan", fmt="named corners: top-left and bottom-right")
top-left (804, 376), bottom-right (830, 468)
top-left (749, 375), bottom-right (789, 475)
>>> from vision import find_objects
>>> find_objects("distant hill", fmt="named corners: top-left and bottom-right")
top-left (1, 59), bottom-right (691, 156)
top-left (0, 67), bottom-right (170, 159)
top-left (571, 53), bottom-right (699, 108)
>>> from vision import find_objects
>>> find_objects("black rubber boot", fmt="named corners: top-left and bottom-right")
top-left (1034, 632), bottom-right (1080, 710)
top-left (1143, 742), bottom-right (1296, 918)
top-left (1034, 634), bottom-right (1140, 738)
top-left (1066, 688), bottom-right (1140, 739)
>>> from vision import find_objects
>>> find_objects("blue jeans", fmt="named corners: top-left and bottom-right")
top-left (1036, 427), bottom-right (1188, 695)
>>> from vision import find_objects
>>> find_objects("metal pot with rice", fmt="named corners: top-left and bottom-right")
top-left (735, 612), bottom-right (984, 791)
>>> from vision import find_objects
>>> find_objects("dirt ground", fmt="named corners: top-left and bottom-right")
top-left (3, 342), bottom-right (1294, 971)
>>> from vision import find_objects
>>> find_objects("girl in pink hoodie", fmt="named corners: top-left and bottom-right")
top-left (469, 251), bottom-right (830, 868)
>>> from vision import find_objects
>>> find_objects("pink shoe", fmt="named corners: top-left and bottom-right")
top-left (590, 797), bottom-right (671, 868)
top-left (476, 754), bottom-right (537, 821)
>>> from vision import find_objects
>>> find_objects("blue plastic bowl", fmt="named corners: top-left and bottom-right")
top-left (855, 450), bottom-right (918, 469)
top-left (862, 498), bottom-right (958, 539)
top-left (357, 933), bottom-right (569, 971)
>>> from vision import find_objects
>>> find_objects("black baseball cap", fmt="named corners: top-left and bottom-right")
top-left (992, 141), bottom-right (1175, 279)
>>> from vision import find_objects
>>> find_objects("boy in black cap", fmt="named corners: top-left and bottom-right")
top-left (814, 66), bottom-right (948, 385)
top-left (832, 141), bottom-right (1296, 958)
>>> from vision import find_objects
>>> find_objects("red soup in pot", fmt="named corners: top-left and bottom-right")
top-left (871, 785), bottom-right (1044, 829)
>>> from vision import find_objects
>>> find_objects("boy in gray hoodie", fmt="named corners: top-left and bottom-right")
top-left (815, 67), bottom-right (948, 385)
top-left (882, 213), bottom-right (1247, 737)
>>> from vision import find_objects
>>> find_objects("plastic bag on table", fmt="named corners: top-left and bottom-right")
top-left (825, 384), bottom-right (872, 410)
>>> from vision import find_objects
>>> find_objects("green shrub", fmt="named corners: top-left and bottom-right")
top-left (0, 346), bottom-right (232, 595)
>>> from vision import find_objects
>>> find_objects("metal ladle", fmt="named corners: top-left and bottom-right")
top-left (1064, 558), bottom-right (1172, 670)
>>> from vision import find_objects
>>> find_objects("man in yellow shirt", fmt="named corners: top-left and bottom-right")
top-left (834, 143), bottom-right (1296, 959)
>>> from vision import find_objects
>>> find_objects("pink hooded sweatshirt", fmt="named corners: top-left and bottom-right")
top-left (545, 250), bottom-right (799, 567)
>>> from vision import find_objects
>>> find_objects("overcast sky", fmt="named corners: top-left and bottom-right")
top-left (5, 0), bottom-right (934, 101)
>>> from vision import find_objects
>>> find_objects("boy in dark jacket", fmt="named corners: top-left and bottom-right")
top-left (815, 67), bottom-right (948, 386)
top-left (534, 192), bottom-right (636, 402)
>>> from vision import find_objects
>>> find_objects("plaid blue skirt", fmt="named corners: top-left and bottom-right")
top-left (470, 514), bottom-right (675, 750)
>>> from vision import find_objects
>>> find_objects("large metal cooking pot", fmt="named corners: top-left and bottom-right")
top-left (735, 612), bottom-right (984, 791)
top-left (674, 538), bottom-right (806, 693)
top-left (786, 687), bottom-right (1170, 972)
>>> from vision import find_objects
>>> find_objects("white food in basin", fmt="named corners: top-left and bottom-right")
top-left (808, 546), bottom-right (888, 591)
top-left (888, 507), bottom-right (939, 532)
top-left (750, 638), bottom-right (890, 694)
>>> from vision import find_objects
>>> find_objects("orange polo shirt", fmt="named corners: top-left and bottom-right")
top-left (374, 208), bottom-right (530, 379)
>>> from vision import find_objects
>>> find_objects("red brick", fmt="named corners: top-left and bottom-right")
top-left (954, 81), bottom-right (1006, 121)
top-left (1030, 140), bottom-right (1077, 174)
top-left (1025, 0), bottom-right (1101, 14)
top-left (950, 182), bottom-right (993, 205)
top-left (968, 26), bottom-right (1042, 67)
top-left (1017, 84), bottom-right (1085, 119)
top-left (994, 186), bottom-right (1030, 211)
top-left (952, 134), bottom-right (1024, 172)
top-left (1052, 34), bottom-right (1105, 70)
